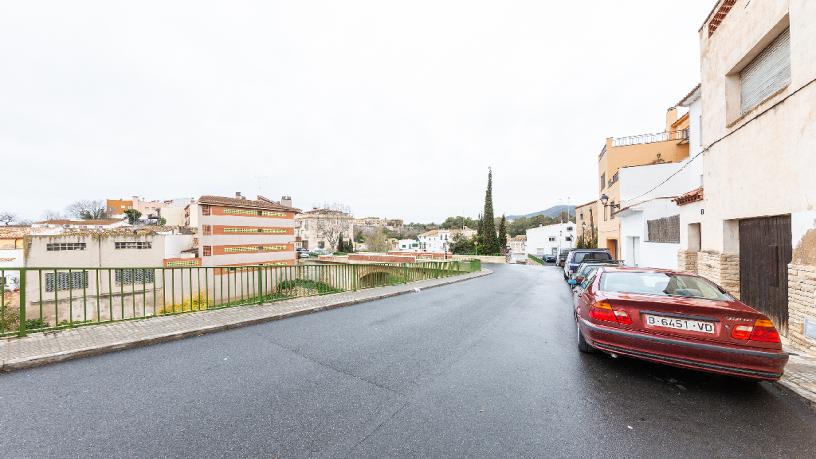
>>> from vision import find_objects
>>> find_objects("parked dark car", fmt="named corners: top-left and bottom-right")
top-left (545, 254), bottom-right (557, 263)
top-left (557, 249), bottom-right (572, 267)
top-left (568, 261), bottom-right (620, 287)
top-left (574, 266), bottom-right (788, 381)
top-left (563, 249), bottom-right (612, 279)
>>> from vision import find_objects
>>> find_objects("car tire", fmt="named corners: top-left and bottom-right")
top-left (577, 322), bottom-right (594, 353)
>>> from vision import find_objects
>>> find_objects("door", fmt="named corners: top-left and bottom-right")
top-left (630, 237), bottom-right (640, 267)
top-left (739, 215), bottom-right (792, 330)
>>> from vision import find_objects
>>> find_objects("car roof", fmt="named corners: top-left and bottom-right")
top-left (595, 266), bottom-right (685, 275)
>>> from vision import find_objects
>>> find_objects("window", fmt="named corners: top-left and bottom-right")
top-left (46, 243), bottom-right (86, 251)
top-left (567, 227), bottom-right (573, 232)
top-left (739, 28), bottom-right (791, 114)
top-left (565, 236), bottom-right (573, 242)
top-left (201, 205), bottom-right (211, 216)
top-left (548, 237), bottom-right (556, 242)
top-left (203, 246), bottom-right (212, 256)
top-left (115, 269), bottom-right (155, 285)
top-left (600, 173), bottom-right (606, 191)
top-left (114, 241), bottom-right (152, 249)
top-left (647, 215), bottom-right (680, 243)
top-left (45, 271), bottom-right (88, 292)
top-left (223, 227), bottom-right (287, 234)
top-left (203, 225), bottom-right (212, 235)
top-left (600, 272), bottom-right (732, 301)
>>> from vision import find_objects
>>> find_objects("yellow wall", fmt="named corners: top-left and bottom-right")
top-left (595, 109), bottom-right (690, 258)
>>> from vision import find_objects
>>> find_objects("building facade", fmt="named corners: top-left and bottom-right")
top-left (596, 108), bottom-right (690, 258)
top-left (296, 209), bottom-right (354, 252)
top-left (525, 223), bottom-right (576, 257)
top-left (574, 200), bottom-right (598, 248)
top-left (507, 235), bottom-right (526, 255)
top-left (0, 226), bottom-right (29, 289)
top-left (417, 227), bottom-right (476, 253)
top-left (677, 0), bottom-right (816, 351)
top-left (195, 194), bottom-right (299, 267)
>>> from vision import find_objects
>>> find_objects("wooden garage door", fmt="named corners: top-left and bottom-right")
top-left (739, 215), bottom-right (792, 330)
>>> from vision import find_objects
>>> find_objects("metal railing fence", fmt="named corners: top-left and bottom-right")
top-left (0, 259), bottom-right (481, 337)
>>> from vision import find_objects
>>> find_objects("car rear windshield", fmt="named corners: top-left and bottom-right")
top-left (573, 251), bottom-right (612, 263)
top-left (599, 272), bottom-right (733, 301)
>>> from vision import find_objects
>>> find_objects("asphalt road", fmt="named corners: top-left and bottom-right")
top-left (2, 264), bottom-right (815, 458)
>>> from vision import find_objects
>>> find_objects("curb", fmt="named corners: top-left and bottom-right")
top-left (772, 379), bottom-right (816, 414)
top-left (0, 269), bottom-right (492, 373)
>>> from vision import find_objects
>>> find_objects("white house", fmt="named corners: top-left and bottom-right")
top-left (397, 239), bottom-right (419, 251)
top-left (525, 223), bottom-right (575, 257)
top-left (616, 86), bottom-right (704, 269)
top-left (417, 227), bottom-right (476, 253)
top-left (507, 235), bottom-right (526, 255)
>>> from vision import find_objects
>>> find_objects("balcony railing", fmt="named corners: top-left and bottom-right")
top-left (612, 129), bottom-right (688, 148)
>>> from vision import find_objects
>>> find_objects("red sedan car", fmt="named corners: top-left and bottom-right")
top-left (574, 266), bottom-right (788, 381)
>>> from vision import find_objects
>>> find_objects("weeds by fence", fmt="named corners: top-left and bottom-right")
top-left (0, 259), bottom-right (481, 337)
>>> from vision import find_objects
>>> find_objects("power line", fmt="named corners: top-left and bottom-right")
top-left (619, 76), bottom-right (816, 206)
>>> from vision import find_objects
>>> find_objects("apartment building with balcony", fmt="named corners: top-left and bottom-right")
top-left (595, 108), bottom-right (690, 258)
top-left (677, 0), bottom-right (816, 351)
top-left (194, 194), bottom-right (299, 267)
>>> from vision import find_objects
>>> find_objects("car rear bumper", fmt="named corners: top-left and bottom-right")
top-left (578, 318), bottom-right (788, 380)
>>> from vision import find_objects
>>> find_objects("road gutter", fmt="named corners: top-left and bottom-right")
top-left (0, 269), bottom-right (492, 373)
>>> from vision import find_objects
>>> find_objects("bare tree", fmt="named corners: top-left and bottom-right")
top-left (363, 228), bottom-right (390, 253)
top-left (315, 211), bottom-right (348, 251)
top-left (42, 209), bottom-right (64, 221)
top-left (66, 200), bottom-right (109, 220)
top-left (0, 212), bottom-right (15, 226)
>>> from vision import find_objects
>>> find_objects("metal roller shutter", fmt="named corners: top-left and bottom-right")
top-left (740, 28), bottom-right (791, 114)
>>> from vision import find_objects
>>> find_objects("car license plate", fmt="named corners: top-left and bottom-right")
top-left (644, 314), bottom-right (715, 334)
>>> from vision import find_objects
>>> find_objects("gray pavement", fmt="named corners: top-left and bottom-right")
top-left (1, 264), bottom-right (815, 458)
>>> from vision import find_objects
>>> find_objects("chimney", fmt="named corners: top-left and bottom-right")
top-left (665, 107), bottom-right (678, 131)
top-left (281, 195), bottom-right (292, 208)
top-left (235, 192), bottom-right (243, 199)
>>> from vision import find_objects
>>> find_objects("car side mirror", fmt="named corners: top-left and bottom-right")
top-left (567, 279), bottom-right (577, 286)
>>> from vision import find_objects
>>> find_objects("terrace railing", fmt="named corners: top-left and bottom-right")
top-left (0, 259), bottom-right (481, 337)
top-left (611, 129), bottom-right (689, 148)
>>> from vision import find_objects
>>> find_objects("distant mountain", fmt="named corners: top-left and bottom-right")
top-left (506, 205), bottom-right (576, 222)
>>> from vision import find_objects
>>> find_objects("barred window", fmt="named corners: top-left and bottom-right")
top-left (46, 243), bottom-right (86, 251)
top-left (45, 271), bottom-right (88, 292)
top-left (203, 225), bottom-right (212, 235)
top-left (223, 245), bottom-right (288, 253)
top-left (115, 269), bottom-right (155, 285)
top-left (223, 227), bottom-right (287, 234)
top-left (647, 215), bottom-right (680, 243)
top-left (201, 205), bottom-right (211, 216)
top-left (114, 241), bottom-right (152, 249)
top-left (203, 246), bottom-right (212, 256)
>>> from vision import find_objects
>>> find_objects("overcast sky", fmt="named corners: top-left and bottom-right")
top-left (1, 1), bottom-right (714, 223)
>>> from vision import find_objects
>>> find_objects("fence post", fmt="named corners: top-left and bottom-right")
top-left (18, 269), bottom-right (26, 337)
top-left (403, 263), bottom-right (408, 283)
top-left (257, 266), bottom-right (264, 305)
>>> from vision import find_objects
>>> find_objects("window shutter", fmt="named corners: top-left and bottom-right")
top-left (740, 28), bottom-right (791, 113)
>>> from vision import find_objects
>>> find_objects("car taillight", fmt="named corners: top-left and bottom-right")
top-left (749, 319), bottom-right (781, 343)
top-left (730, 319), bottom-right (781, 343)
top-left (589, 302), bottom-right (616, 322)
top-left (589, 301), bottom-right (631, 325)
top-left (731, 324), bottom-right (753, 340)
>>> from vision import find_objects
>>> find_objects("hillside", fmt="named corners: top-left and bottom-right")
top-left (506, 205), bottom-right (576, 222)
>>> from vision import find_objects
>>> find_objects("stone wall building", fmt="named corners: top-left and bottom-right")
top-left (677, 0), bottom-right (816, 348)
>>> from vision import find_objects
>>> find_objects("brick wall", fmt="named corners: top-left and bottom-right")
top-left (677, 250), bottom-right (699, 273)
top-left (788, 263), bottom-right (816, 354)
top-left (696, 251), bottom-right (740, 298)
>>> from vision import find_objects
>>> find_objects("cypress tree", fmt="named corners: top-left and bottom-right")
top-left (481, 168), bottom-right (499, 254)
top-left (498, 214), bottom-right (507, 253)
top-left (337, 233), bottom-right (344, 253)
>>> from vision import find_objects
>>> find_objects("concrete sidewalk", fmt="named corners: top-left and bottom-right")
top-left (0, 270), bottom-right (491, 372)
top-left (778, 350), bottom-right (816, 411)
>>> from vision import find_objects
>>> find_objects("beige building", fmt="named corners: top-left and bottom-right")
top-left (296, 208), bottom-right (354, 252)
top-left (507, 235), bottom-right (526, 254)
top-left (194, 194), bottom-right (299, 267)
top-left (574, 200), bottom-right (598, 247)
top-left (677, 0), bottom-right (816, 351)
top-left (596, 109), bottom-right (690, 258)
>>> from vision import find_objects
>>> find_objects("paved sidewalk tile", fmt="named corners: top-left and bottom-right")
top-left (779, 349), bottom-right (816, 411)
top-left (0, 270), bottom-right (490, 372)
